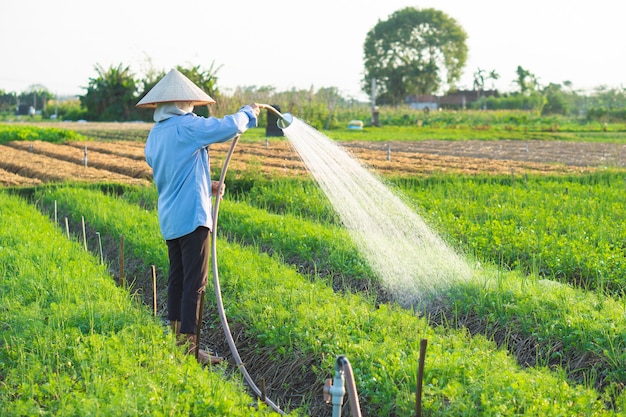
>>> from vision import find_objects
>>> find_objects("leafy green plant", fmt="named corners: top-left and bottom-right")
top-left (0, 191), bottom-right (281, 416)
top-left (228, 176), bottom-right (340, 225)
top-left (394, 172), bottom-right (626, 293)
top-left (31, 186), bottom-right (625, 415)
top-left (0, 124), bottom-right (87, 144)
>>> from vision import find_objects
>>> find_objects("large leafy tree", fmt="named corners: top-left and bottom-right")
top-left (0, 90), bottom-right (17, 112)
top-left (363, 7), bottom-right (468, 105)
top-left (541, 82), bottom-right (569, 115)
top-left (80, 64), bottom-right (138, 121)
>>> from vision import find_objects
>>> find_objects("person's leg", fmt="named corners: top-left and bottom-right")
top-left (166, 229), bottom-right (221, 364)
top-left (166, 238), bottom-right (184, 324)
top-left (177, 227), bottom-right (222, 364)
top-left (178, 226), bottom-right (210, 335)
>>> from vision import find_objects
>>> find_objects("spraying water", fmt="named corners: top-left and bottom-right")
top-left (283, 118), bottom-right (472, 307)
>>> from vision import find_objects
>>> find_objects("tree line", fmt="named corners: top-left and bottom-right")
top-left (1, 6), bottom-right (624, 124)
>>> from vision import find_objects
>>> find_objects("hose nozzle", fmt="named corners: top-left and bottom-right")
top-left (258, 104), bottom-right (293, 129)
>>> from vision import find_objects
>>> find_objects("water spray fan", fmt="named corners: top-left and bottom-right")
top-left (208, 103), bottom-right (291, 414)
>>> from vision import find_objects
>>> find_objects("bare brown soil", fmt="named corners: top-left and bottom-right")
top-left (346, 139), bottom-right (626, 169)
top-left (2, 137), bottom-right (625, 187)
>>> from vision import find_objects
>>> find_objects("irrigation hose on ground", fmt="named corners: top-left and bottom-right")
top-left (208, 105), bottom-right (291, 415)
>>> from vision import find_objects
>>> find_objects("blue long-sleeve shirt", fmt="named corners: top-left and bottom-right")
top-left (145, 106), bottom-right (257, 240)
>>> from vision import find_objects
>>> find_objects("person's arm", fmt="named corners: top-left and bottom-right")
top-left (186, 103), bottom-right (261, 146)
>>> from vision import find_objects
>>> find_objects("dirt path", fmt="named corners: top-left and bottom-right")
top-left (343, 139), bottom-right (626, 168)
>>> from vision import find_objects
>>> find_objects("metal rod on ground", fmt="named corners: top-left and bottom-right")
top-left (81, 216), bottom-right (87, 250)
top-left (151, 265), bottom-right (157, 317)
top-left (119, 234), bottom-right (125, 288)
top-left (65, 218), bottom-right (69, 239)
top-left (96, 232), bottom-right (103, 263)
top-left (415, 339), bottom-right (428, 417)
top-left (195, 289), bottom-right (205, 360)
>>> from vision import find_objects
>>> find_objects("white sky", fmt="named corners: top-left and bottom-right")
top-left (1, 0), bottom-right (624, 101)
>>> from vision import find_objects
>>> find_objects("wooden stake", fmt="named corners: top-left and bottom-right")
top-left (195, 290), bottom-right (205, 360)
top-left (96, 232), bottom-right (103, 263)
top-left (119, 234), bottom-right (125, 288)
top-left (415, 339), bottom-right (427, 417)
top-left (151, 265), bottom-right (157, 317)
top-left (81, 216), bottom-right (87, 250)
top-left (65, 217), bottom-right (70, 239)
top-left (261, 378), bottom-right (267, 402)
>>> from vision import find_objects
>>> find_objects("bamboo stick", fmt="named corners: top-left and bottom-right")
top-left (151, 265), bottom-right (157, 317)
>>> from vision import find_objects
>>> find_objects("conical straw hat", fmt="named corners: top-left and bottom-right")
top-left (136, 68), bottom-right (216, 108)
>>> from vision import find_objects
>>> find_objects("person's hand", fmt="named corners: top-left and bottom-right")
top-left (211, 181), bottom-right (225, 200)
top-left (249, 103), bottom-right (261, 118)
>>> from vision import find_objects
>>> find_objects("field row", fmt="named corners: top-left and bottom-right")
top-left (0, 136), bottom-right (602, 187)
top-left (2, 123), bottom-right (626, 415)
top-left (0, 142), bottom-right (149, 186)
top-left (24, 185), bottom-right (626, 415)
top-left (0, 191), bottom-right (274, 416)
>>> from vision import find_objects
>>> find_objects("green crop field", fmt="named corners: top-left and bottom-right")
top-left (1, 117), bottom-right (626, 416)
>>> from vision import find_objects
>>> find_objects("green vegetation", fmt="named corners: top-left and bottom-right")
top-left (394, 172), bottom-right (626, 293)
top-left (193, 175), bottom-right (626, 400)
top-left (2, 120), bottom-right (626, 414)
top-left (0, 191), bottom-right (279, 416)
top-left (320, 109), bottom-right (626, 142)
top-left (29, 186), bottom-right (624, 415)
top-left (363, 7), bottom-right (468, 104)
top-left (0, 124), bottom-right (87, 144)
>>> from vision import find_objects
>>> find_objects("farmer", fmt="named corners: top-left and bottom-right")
top-left (136, 68), bottom-right (260, 365)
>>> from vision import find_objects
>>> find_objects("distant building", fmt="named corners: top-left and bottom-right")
top-left (438, 90), bottom-right (498, 108)
top-left (406, 90), bottom-right (499, 110)
top-left (406, 94), bottom-right (438, 110)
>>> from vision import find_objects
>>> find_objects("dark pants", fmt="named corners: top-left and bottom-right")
top-left (166, 226), bottom-right (210, 334)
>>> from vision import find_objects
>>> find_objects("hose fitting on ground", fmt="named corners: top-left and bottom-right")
top-left (323, 356), bottom-right (362, 417)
